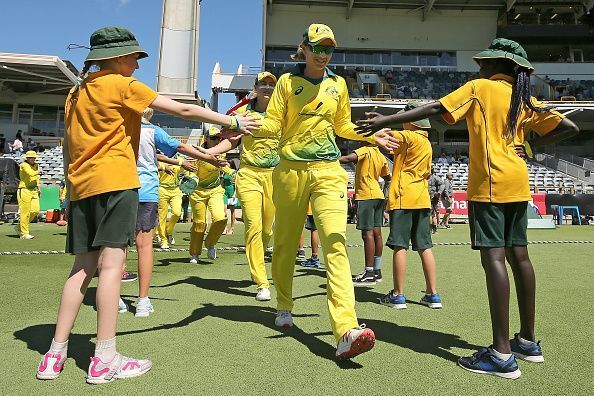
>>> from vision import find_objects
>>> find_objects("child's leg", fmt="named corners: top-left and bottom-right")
top-left (156, 191), bottom-right (168, 240)
top-left (373, 227), bottom-right (383, 259)
top-left (228, 205), bottom-right (236, 233)
top-left (54, 251), bottom-right (101, 342)
top-left (204, 189), bottom-right (227, 248)
top-left (136, 229), bottom-right (154, 298)
top-left (167, 194), bottom-right (182, 236)
top-left (418, 248), bottom-right (437, 294)
top-left (392, 248), bottom-right (407, 295)
top-left (299, 232), bottom-right (305, 250)
top-left (311, 229), bottom-right (319, 257)
top-left (361, 229), bottom-right (375, 268)
top-left (480, 247), bottom-right (511, 353)
top-left (96, 247), bottom-right (127, 343)
top-left (506, 246), bottom-right (536, 341)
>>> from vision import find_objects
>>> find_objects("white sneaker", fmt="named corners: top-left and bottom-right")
top-left (167, 234), bottom-right (175, 245)
top-left (207, 246), bottom-right (217, 260)
top-left (274, 310), bottom-right (293, 328)
top-left (86, 353), bottom-right (152, 384)
top-left (189, 255), bottom-right (199, 264)
top-left (20, 234), bottom-right (34, 239)
top-left (36, 351), bottom-right (67, 380)
top-left (118, 298), bottom-right (128, 314)
top-left (160, 242), bottom-right (169, 249)
top-left (135, 298), bottom-right (154, 318)
top-left (255, 288), bottom-right (271, 301)
top-left (335, 324), bottom-right (376, 360)
top-left (153, 236), bottom-right (161, 244)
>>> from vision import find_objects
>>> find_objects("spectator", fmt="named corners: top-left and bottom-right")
top-left (437, 152), bottom-right (449, 165)
top-left (9, 131), bottom-right (23, 156)
top-left (26, 138), bottom-right (36, 152)
top-left (440, 173), bottom-right (454, 229)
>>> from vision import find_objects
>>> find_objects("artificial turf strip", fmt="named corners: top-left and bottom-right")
top-left (0, 223), bottom-right (592, 394)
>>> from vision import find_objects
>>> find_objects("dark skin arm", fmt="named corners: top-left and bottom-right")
top-left (356, 102), bottom-right (445, 136)
top-left (338, 152), bottom-right (359, 164)
top-left (515, 118), bottom-right (579, 159)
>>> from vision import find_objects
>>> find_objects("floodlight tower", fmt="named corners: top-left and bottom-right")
top-left (156, 0), bottom-right (200, 101)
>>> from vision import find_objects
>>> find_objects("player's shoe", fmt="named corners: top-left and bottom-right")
top-left (378, 290), bottom-right (407, 309)
top-left (167, 234), bottom-right (175, 245)
top-left (420, 293), bottom-right (443, 309)
top-left (160, 242), bottom-right (169, 249)
top-left (302, 256), bottom-right (321, 268)
top-left (274, 310), bottom-right (293, 328)
top-left (135, 298), bottom-right (155, 318)
top-left (118, 298), bottom-right (128, 314)
top-left (207, 246), bottom-right (217, 260)
top-left (189, 255), bottom-right (199, 264)
top-left (255, 288), bottom-right (271, 301)
top-left (374, 269), bottom-right (383, 282)
top-left (86, 353), bottom-right (152, 384)
top-left (20, 234), bottom-right (34, 239)
top-left (296, 249), bottom-right (306, 261)
top-left (121, 272), bottom-right (137, 282)
top-left (335, 324), bottom-right (375, 360)
top-left (353, 269), bottom-right (377, 287)
top-left (510, 334), bottom-right (544, 363)
top-left (36, 352), bottom-right (66, 380)
top-left (458, 347), bottom-right (521, 379)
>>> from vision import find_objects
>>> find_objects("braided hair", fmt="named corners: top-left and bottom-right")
top-left (69, 61), bottom-right (95, 104)
top-left (506, 64), bottom-right (549, 139)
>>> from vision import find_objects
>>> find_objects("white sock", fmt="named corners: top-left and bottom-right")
top-left (518, 335), bottom-right (534, 345)
top-left (491, 347), bottom-right (513, 361)
top-left (49, 339), bottom-right (68, 354)
top-left (138, 296), bottom-right (150, 304)
top-left (95, 337), bottom-right (117, 362)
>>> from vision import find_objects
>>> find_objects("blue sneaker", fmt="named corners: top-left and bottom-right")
top-left (420, 293), bottom-right (443, 309)
top-left (510, 333), bottom-right (544, 363)
top-left (301, 256), bottom-right (321, 268)
top-left (378, 291), bottom-right (407, 309)
top-left (458, 347), bottom-right (521, 379)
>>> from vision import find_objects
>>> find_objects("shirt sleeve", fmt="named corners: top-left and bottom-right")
top-left (439, 81), bottom-right (476, 125)
top-left (122, 79), bottom-right (159, 114)
top-left (256, 75), bottom-right (287, 138)
top-left (390, 130), bottom-right (407, 158)
top-left (524, 98), bottom-right (566, 136)
top-left (154, 126), bottom-right (180, 158)
top-left (334, 78), bottom-right (375, 143)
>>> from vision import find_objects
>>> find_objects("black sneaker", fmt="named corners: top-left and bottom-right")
top-left (374, 269), bottom-right (383, 282)
top-left (431, 225), bottom-right (438, 234)
top-left (353, 269), bottom-right (377, 287)
top-left (121, 272), bottom-right (138, 282)
top-left (296, 249), bottom-right (306, 261)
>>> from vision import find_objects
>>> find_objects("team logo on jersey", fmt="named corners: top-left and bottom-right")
top-left (325, 86), bottom-right (339, 100)
top-left (295, 86), bottom-right (304, 95)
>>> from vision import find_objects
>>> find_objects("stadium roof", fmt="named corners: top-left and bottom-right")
top-left (268, 0), bottom-right (594, 18)
top-left (0, 53), bottom-right (78, 98)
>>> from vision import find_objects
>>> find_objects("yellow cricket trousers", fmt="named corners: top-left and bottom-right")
top-left (236, 165), bottom-right (275, 289)
top-left (157, 187), bottom-right (182, 240)
top-left (189, 185), bottom-right (227, 255)
top-left (272, 160), bottom-right (358, 342)
top-left (17, 188), bottom-right (39, 236)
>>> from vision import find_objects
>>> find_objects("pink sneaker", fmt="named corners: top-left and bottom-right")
top-left (335, 324), bottom-right (376, 360)
top-left (86, 353), bottom-right (152, 384)
top-left (36, 352), bottom-right (66, 380)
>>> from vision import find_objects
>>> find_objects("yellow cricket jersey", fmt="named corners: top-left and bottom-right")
top-left (353, 146), bottom-right (390, 200)
top-left (257, 64), bottom-right (374, 162)
top-left (18, 162), bottom-right (40, 190)
top-left (388, 130), bottom-right (432, 210)
top-left (236, 103), bottom-right (279, 168)
top-left (191, 158), bottom-right (233, 190)
top-left (158, 162), bottom-right (184, 189)
top-left (439, 74), bottom-right (564, 203)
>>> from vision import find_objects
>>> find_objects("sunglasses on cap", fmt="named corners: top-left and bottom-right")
top-left (308, 44), bottom-right (335, 55)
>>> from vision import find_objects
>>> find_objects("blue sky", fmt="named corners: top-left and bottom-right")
top-left (0, 0), bottom-right (263, 110)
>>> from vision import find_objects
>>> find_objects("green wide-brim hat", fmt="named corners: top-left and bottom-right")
top-left (86, 26), bottom-right (148, 61)
top-left (399, 100), bottom-right (431, 129)
top-left (473, 38), bottom-right (533, 73)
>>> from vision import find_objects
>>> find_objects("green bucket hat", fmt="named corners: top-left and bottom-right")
top-left (473, 38), bottom-right (533, 73)
top-left (399, 100), bottom-right (431, 129)
top-left (86, 26), bottom-right (148, 62)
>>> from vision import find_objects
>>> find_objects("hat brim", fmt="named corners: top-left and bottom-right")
top-left (397, 109), bottom-right (431, 129)
top-left (257, 72), bottom-right (277, 84)
top-left (86, 45), bottom-right (148, 62)
top-left (307, 37), bottom-right (337, 47)
top-left (473, 50), bottom-right (533, 73)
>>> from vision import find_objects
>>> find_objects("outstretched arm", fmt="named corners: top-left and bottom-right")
top-left (338, 152), bottom-right (359, 164)
top-left (356, 102), bottom-right (445, 136)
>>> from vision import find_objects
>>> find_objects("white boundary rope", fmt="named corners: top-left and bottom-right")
top-left (0, 240), bottom-right (592, 255)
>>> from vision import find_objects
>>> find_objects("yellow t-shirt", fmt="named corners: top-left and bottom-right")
top-left (353, 146), bottom-right (390, 200)
top-left (257, 64), bottom-right (374, 162)
top-left (158, 162), bottom-right (184, 190)
top-left (191, 158), bottom-right (233, 190)
top-left (439, 74), bottom-right (564, 203)
top-left (65, 70), bottom-right (158, 201)
top-left (236, 103), bottom-right (279, 168)
top-left (18, 162), bottom-right (40, 190)
top-left (387, 130), bottom-right (432, 210)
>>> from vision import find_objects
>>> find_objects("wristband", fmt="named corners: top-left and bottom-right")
top-left (234, 116), bottom-right (242, 130)
top-left (229, 116), bottom-right (238, 130)
top-left (178, 157), bottom-right (184, 166)
top-left (523, 141), bottom-right (534, 159)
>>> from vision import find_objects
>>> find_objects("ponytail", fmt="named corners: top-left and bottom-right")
top-left (507, 66), bottom-right (549, 139)
top-left (290, 45), bottom-right (306, 61)
top-left (69, 61), bottom-right (92, 104)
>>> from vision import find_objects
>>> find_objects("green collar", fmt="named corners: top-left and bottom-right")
top-left (247, 100), bottom-right (266, 116)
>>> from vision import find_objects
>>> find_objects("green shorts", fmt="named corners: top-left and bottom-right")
top-left (386, 209), bottom-right (433, 251)
top-left (66, 189), bottom-right (138, 255)
top-left (356, 199), bottom-right (385, 230)
top-left (305, 214), bottom-right (317, 231)
top-left (468, 201), bottom-right (528, 250)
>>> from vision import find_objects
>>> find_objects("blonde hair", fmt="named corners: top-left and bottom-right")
top-left (142, 107), bottom-right (154, 123)
top-left (290, 45), bottom-right (306, 61)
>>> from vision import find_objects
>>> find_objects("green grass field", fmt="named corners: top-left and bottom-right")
top-left (0, 222), bottom-right (592, 395)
